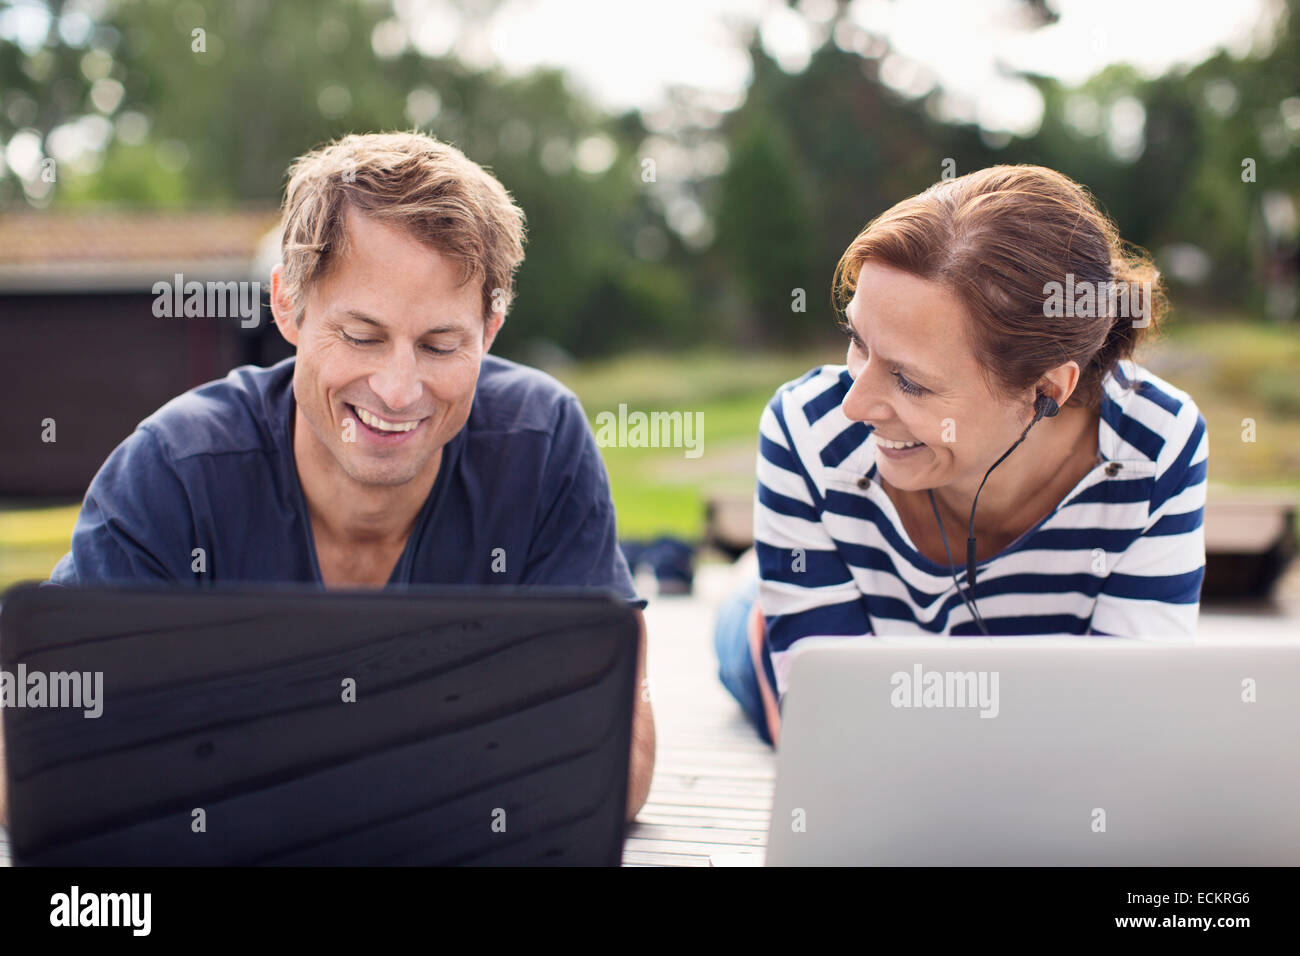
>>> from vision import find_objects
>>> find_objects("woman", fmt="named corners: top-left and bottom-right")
top-left (715, 164), bottom-right (1208, 746)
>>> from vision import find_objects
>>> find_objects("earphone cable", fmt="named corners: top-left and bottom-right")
top-left (928, 487), bottom-right (988, 635)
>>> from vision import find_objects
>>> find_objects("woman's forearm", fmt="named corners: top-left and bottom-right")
top-left (748, 603), bottom-right (782, 747)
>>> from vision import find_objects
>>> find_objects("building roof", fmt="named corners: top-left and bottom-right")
top-left (0, 207), bottom-right (281, 292)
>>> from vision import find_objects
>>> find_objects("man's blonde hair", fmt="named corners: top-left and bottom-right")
top-left (279, 131), bottom-right (526, 324)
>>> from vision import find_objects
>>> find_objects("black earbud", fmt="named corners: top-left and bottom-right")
top-left (1034, 393), bottom-right (1060, 421)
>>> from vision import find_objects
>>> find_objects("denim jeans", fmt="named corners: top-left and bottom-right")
top-left (712, 574), bottom-right (773, 745)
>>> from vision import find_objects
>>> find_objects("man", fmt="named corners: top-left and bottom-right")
top-left (1, 132), bottom-right (653, 825)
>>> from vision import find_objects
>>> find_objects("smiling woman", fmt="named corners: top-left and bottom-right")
top-left (715, 164), bottom-right (1208, 747)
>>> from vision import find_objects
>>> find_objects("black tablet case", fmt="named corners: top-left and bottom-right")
top-left (0, 583), bottom-right (638, 866)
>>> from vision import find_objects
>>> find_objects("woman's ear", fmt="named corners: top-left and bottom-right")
top-left (269, 264), bottom-right (300, 348)
top-left (1037, 360), bottom-right (1082, 409)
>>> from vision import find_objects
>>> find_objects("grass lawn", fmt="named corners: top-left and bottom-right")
top-left (1, 315), bottom-right (1295, 590)
top-left (0, 503), bottom-right (82, 591)
top-left (1151, 316), bottom-right (1300, 499)
top-left (549, 349), bottom-right (832, 539)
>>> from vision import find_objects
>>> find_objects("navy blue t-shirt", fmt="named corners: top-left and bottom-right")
top-left (49, 355), bottom-right (641, 604)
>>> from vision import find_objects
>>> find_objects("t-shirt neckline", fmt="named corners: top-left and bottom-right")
top-left (273, 359), bottom-right (457, 586)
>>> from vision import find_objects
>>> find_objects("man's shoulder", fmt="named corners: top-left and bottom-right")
top-left (140, 358), bottom-right (293, 463)
top-left (469, 354), bottom-right (582, 436)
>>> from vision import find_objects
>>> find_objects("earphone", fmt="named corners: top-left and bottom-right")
top-left (927, 391), bottom-right (1059, 634)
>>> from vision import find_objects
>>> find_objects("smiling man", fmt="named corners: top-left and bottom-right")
top-left (40, 131), bottom-right (654, 819)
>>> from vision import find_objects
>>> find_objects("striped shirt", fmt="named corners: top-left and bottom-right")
top-left (754, 359), bottom-right (1208, 695)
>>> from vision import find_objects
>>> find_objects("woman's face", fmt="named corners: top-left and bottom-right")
top-left (840, 261), bottom-right (1032, 493)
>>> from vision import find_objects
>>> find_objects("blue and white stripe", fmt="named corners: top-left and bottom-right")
top-left (754, 359), bottom-right (1209, 694)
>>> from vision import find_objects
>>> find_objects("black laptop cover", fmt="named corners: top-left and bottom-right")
top-left (0, 583), bottom-right (638, 866)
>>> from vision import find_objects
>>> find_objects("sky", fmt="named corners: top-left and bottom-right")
top-left (0, 0), bottom-right (1286, 142)
top-left (405, 0), bottom-right (1285, 135)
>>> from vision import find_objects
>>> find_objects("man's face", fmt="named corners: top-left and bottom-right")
top-left (273, 206), bottom-right (503, 489)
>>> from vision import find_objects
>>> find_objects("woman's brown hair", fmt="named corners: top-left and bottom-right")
top-left (832, 164), bottom-right (1167, 411)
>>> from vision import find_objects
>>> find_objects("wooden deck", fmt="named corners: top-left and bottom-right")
top-left (623, 574), bottom-right (773, 866)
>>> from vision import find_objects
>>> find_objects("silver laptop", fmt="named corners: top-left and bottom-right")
top-left (765, 637), bottom-right (1300, 866)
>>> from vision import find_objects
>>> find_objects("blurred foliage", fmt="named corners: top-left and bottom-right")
top-left (0, 0), bottom-right (696, 358)
top-left (1, 0), bottom-right (1299, 359)
top-left (716, 113), bottom-right (816, 344)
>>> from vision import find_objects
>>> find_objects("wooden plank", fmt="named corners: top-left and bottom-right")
top-left (640, 791), bottom-right (774, 812)
top-left (654, 765), bottom-right (776, 782)
top-left (632, 823), bottom-right (769, 837)
top-left (1204, 499), bottom-right (1294, 553)
top-left (704, 494), bottom-right (755, 553)
top-left (623, 568), bottom-right (779, 866)
top-left (634, 815), bottom-right (770, 832)
top-left (625, 824), bottom-right (765, 846)
top-left (621, 849), bottom-right (711, 867)
top-left (633, 808), bottom-right (770, 826)
top-left (655, 750), bottom-right (770, 763)
top-left (706, 850), bottom-right (766, 867)
top-left (648, 775), bottom-right (776, 796)
top-left (630, 821), bottom-right (768, 837)
top-left (654, 740), bottom-right (771, 754)
top-left (624, 837), bottom-right (762, 857)
top-left (654, 760), bottom-right (776, 775)
top-left (632, 810), bottom-right (770, 830)
top-left (651, 742), bottom-right (766, 756)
